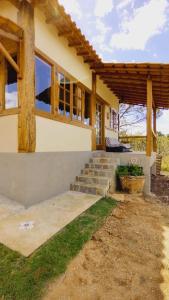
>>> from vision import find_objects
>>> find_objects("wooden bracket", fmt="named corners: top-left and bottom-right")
top-left (0, 41), bottom-right (20, 74)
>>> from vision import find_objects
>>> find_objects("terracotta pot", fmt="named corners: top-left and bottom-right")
top-left (120, 176), bottom-right (145, 194)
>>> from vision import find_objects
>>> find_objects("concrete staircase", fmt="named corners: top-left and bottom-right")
top-left (70, 152), bottom-right (119, 196)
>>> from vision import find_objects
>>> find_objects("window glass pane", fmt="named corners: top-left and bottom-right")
top-left (84, 91), bottom-right (90, 125)
top-left (59, 101), bottom-right (64, 115)
top-left (5, 57), bottom-right (18, 109)
top-left (57, 72), bottom-right (71, 118)
top-left (73, 107), bottom-right (77, 119)
top-left (73, 84), bottom-right (77, 106)
top-left (66, 90), bottom-right (70, 104)
top-left (65, 104), bottom-right (70, 117)
top-left (35, 56), bottom-right (51, 112)
top-left (58, 73), bottom-right (64, 88)
top-left (65, 78), bottom-right (70, 91)
top-left (59, 87), bottom-right (64, 101)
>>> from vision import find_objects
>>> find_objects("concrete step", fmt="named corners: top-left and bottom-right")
top-left (90, 157), bottom-right (118, 165)
top-left (70, 182), bottom-right (108, 196)
top-left (85, 162), bottom-right (116, 170)
top-left (81, 168), bottom-right (115, 178)
top-left (76, 175), bottom-right (110, 186)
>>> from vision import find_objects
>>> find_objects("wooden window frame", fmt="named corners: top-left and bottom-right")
top-left (35, 48), bottom-right (93, 130)
top-left (57, 68), bottom-right (72, 120)
top-left (0, 51), bottom-right (19, 117)
top-left (35, 53), bottom-right (53, 114)
top-left (110, 107), bottom-right (118, 132)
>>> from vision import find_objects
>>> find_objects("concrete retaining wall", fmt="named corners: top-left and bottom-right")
top-left (0, 152), bottom-right (92, 207)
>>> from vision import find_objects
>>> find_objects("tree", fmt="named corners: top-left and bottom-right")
top-left (119, 104), bottom-right (162, 134)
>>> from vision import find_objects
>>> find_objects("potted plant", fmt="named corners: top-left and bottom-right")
top-left (116, 164), bottom-right (145, 194)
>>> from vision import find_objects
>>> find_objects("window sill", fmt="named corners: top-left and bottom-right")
top-left (35, 110), bottom-right (93, 130)
top-left (0, 108), bottom-right (19, 117)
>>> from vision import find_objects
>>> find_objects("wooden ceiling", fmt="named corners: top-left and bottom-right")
top-left (94, 63), bottom-right (169, 109)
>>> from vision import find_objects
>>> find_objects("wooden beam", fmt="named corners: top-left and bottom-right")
top-left (0, 28), bottom-right (20, 42)
top-left (58, 30), bottom-right (72, 37)
top-left (153, 107), bottom-right (157, 152)
top-left (91, 72), bottom-right (96, 151)
top-left (146, 78), bottom-right (153, 156)
top-left (0, 55), bottom-right (6, 111)
top-left (0, 41), bottom-right (20, 73)
top-left (18, 1), bottom-right (36, 152)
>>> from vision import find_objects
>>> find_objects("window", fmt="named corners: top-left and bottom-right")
top-left (35, 56), bottom-right (51, 113)
top-left (34, 51), bottom-right (92, 128)
top-left (58, 72), bottom-right (71, 117)
top-left (110, 108), bottom-right (118, 131)
top-left (73, 84), bottom-right (83, 121)
top-left (5, 56), bottom-right (18, 109)
top-left (84, 91), bottom-right (91, 125)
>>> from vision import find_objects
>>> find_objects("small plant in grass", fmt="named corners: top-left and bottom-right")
top-left (116, 164), bottom-right (145, 194)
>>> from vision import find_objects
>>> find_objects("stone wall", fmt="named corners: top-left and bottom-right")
top-left (151, 174), bottom-right (169, 203)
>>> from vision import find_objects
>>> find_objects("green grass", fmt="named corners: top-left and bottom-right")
top-left (0, 197), bottom-right (117, 300)
top-left (162, 155), bottom-right (169, 172)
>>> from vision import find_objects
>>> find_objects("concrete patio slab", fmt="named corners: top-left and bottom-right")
top-left (0, 191), bottom-right (101, 257)
top-left (0, 195), bottom-right (24, 221)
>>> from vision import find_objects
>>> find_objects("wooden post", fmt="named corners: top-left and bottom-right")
top-left (0, 55), bottom-right (6, 112)
top-left (17, 0), bottom-right (36, 152)
top-left (153, 107), bottom-right (157, 152)
top-left (91, 72), bottom-right (96, 151)
top-left (146, 78), bottom-right (153, 156)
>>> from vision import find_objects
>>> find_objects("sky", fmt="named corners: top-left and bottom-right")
top-left (59, 0), bottom-right (169, 134)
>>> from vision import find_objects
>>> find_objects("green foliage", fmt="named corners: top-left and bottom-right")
top-left (162, 155), bottom-right (169, 172)
top-left (117, 165), bottom-right (144, 177)
top-left (120, 135), bottom-right (169, 173)
top-left (0, 197), bottom-right (117, 300)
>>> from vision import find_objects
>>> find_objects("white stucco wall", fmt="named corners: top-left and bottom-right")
top-left (36, 116), bottom-right (92, 152)
top-left (0, 1), bottom-right (18, 22)
top-left (0, 115), bottom-right (18, 152)
top-left (34, 8), bottom-right (119, 107)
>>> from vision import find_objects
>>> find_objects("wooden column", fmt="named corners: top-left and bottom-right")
top-left (17, 1), bottom-right (36, 152)
top-left (0, 55), bottom-right (6, 112)
top-left (153, 107), bottom-right (157, 152)
top-left (146, 78), bottom-right (153, 156)
top-left (91, 72), bottom-right (96, 151)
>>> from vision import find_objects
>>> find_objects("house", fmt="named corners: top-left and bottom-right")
top-left (0, 0), bottom-right (169, 206)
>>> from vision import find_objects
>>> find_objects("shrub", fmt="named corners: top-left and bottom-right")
top-left (117, 164), bottom-right (144, 177)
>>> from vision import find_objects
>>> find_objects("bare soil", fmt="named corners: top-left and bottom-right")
top-left (43, 194), bottom-right (169, 300)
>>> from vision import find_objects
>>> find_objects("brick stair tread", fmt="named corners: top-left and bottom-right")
top-left (90, 159), bottom-right (118, 163)
top-left (72, 182), bottom-right (108, 190)
top-left (77, 174), bottom-right (110, 180)
top-left (86, 163), bottom-right (116, 168)
top-left (83, 167), bottom-right (115, 172)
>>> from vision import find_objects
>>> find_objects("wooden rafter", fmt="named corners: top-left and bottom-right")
top-left (0, 29), bottom-right (20, 42)
top-left (96, 62), bottom-right (169, 109)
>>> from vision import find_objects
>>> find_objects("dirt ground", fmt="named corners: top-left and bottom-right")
top-left (43, 194), bottom-right (169, 300)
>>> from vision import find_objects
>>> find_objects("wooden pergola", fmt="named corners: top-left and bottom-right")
top-left (93, 62), bottom-right (169, 156)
